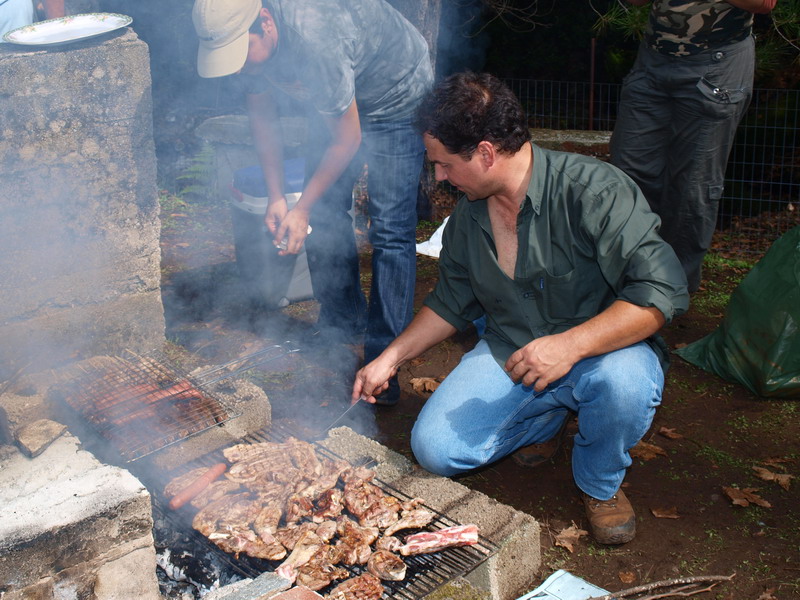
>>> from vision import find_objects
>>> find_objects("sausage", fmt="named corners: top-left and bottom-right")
top-left (168, 462), bottom-right (228, 509)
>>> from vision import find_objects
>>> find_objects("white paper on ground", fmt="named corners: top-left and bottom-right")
top-left (415, 216), bottom-right (450, 259)
top-left (517, 570), bottom-right (610, 600)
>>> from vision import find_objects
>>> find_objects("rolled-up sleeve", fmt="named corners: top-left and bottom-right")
top-left (585, 175), bottom-right (690, 323)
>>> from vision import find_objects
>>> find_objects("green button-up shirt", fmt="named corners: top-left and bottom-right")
top-left (424, 143), bottom-right (689, 371)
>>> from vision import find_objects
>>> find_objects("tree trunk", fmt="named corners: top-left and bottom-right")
top-left (388, 0), bottom-right (441, 77)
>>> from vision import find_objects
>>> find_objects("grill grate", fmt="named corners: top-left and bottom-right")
top-left (147, 426), bottom-right (498, 599)
top-left (56, 350), bottom-right (241, 462)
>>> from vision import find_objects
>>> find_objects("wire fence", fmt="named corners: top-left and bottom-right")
top-left (506, 79), bottom-right (800, 256)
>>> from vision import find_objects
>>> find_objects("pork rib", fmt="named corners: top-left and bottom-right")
top-left (398, 524), bottom-right (479, 556)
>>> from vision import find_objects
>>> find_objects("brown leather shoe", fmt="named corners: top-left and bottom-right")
top-left (582, 489), bottom-right (636, 545)
top-left (512, 417), bottom-right (570, 468)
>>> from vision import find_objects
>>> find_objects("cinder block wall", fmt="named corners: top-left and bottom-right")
top-left (0, 30), bottom-right (165, 376)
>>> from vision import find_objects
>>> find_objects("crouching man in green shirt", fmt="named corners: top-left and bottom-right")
top-left (352, 72), bottom-right (689, 545)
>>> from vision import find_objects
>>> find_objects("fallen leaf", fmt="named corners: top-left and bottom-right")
top-left (658, 426), bottom-right (684, 440)
top-left (409, 358), bottom-right (427, 367)
top-left (554, 523), bottom-right (588, 553)
top-left (722, 486), bottom-right (772, 508)
top-left (650, 506), bottom-right (681, 519)
top-left (752, 466), bottom-right (793, 491)
top-left (759, 457), bottom-right (792, 471)
top-left (409, 377), bottom-right (440, 394)
top-left (618, 570), bottom-right (636, 584)
top-left (629, 440), bottom-right (667, 461)
top-left (756, 588), bottom-right (778, 600)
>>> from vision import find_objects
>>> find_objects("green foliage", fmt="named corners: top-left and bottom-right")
top-left (175, 142), bottom-right (216, 204)
top-left (591, 2), bottom-right (649, 41)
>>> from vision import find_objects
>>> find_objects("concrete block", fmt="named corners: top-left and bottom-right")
top-left (0, 433), bottom-right (160, 598)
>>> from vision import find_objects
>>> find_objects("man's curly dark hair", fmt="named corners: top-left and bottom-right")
top-left (415, 71), bottom-right (531, 159)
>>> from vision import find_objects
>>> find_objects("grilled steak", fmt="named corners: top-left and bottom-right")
top-left (367, 549), bottom-right (407, 581)
top-left (326, 573), bottom-right (384, 600)
top-left (383, 507), bottom-right (435, 537)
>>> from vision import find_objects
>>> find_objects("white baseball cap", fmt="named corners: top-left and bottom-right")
top-left (193, 0), bottom-right (261, 78)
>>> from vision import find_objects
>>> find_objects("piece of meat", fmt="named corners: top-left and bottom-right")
top-left (168, 462), bottom-right (228, 509)
top-left (374, 535), bottom-right (401, 552)
top-left (343, 479), bottom-right (387, 520)
top-left (358, 494), bottom-right (402, 529)
top-left (209, 526), bottom-right (287, 561)
top-left (334, 517), bottom-right (379, 565)
top-left (383, 507), bottom-right (435, 536)
top-left (190, 478), bottom-right (242, 509)
top-left (398, 524), bottom-right (480, 556)
top-left (276, 530), bottom-right (324, 584)
top-left (286, 493), bottom-right (315, 524)
top-left (312, 488), bottom-right (344, 522)
top-left (164, 466), bottom-right (207, 498)
top-left (315, 520), bottom-right (338, 543)
top-left (275, 521), bottom-right (318, 551)
top-left (253, 504), bottom-right (283, 538)
top-left (326, 573), bottom-right (384, 600)
top-left (298, 458), bottom-right (351, 500)
top-left (367, 549), bottom-right (407, 581)
top-left (192, 492), bottom-right (253, 537)
top-left (295, 545), bottom-right (349, 591)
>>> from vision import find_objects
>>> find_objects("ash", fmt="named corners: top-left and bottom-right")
top-left (154, 515), bottom-right (245, 599)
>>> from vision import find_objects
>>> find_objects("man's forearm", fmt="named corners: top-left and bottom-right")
top-left (562, 300), bottom-right (665, 363)
top-left (247, 92), bottom-right (285, 202)
top-left (380, 306), bottom-right (458, 371)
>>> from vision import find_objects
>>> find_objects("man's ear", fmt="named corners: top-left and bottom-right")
top-left (476, 140), bottom-right (496, 168)
top-left (261, 7), bottom-right (275, 33)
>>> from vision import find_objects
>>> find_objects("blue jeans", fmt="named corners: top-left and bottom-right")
top-left (305, 116), bottom-right (423, 362)
top-left (410, 339), bottom-right (664, 500)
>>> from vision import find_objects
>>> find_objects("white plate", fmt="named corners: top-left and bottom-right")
top-left (3, 13), bottom-right (132, 46)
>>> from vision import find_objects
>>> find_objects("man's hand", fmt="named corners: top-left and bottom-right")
top-left (352, 358), bottom-right (397, 405)
top-left (274, 205), bottom-right (311, 255)
top-left (264, 197), bottom-right (288, 237)
top-left (505, 333), bottom-right (579, 392)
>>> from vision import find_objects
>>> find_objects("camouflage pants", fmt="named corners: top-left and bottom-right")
top-left (610, 35), bottom-right (754, 293)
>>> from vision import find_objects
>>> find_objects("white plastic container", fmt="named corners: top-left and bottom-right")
top-left (229, 162), bottom-right (314, 309)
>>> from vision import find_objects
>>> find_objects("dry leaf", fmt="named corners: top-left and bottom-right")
top-left (409, 358), bottom-right (427, 367)
top-left (658, 426), bottom-right (684, 440)
top-left (554, 523), bottom-right (588, 553)
top-left (629, 440), bottom-right (667, 461)
top-left (650, 506), bottom-right (681, 519)
top-left (756, 588), bottom-right (778, 600)
top-left (752, 466), bottom-right (793, 491)
top-left (618, 571), bottom-right (636, 584)
top-left (759, 457), bottom-right (792, 471)
top-left (722, 486), bottom-right (772, 508)
top-left (409, 377), bottom-right (440, 394)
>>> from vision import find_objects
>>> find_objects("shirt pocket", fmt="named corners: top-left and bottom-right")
top-left (532, 269), bottom-right (602, 323)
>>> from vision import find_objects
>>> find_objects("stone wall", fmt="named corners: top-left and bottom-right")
top-left (0, 29), bottom-right (165, 376)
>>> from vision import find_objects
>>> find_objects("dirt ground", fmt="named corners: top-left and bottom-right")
top-left (159, 185), bottom-right (800, 600)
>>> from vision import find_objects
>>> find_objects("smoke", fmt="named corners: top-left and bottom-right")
top-left (435, 0), bottom-right (491, 78)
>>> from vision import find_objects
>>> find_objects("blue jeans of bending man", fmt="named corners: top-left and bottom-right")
top-left (305, 116), bottom-right (424, 364)
top-left (410, 339), bottom-right (664, 501)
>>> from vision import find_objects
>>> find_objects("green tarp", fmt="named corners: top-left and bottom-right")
top-left (675, 226), bottom-right (800, 398)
